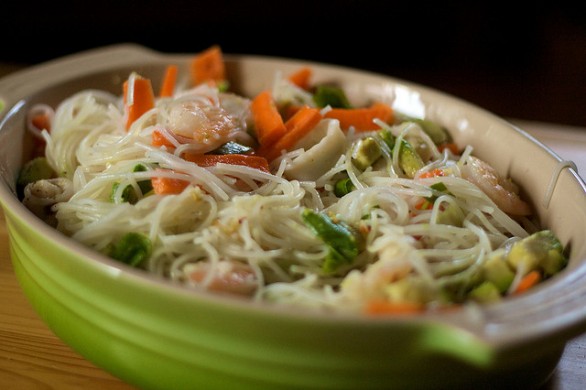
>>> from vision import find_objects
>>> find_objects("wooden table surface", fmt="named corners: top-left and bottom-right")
top-left (1, 65), bottom-right (585, 389)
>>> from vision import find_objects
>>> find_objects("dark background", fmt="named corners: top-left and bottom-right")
top-left (3, 1), bottom-right (586, 127)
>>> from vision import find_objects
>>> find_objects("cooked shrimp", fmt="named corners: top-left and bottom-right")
top-left (461, 155), bottom-right (532, 216)
top-left (184, 259), bottom-right (259, 296)
top-left (167, 100), bottom-right (238, 151)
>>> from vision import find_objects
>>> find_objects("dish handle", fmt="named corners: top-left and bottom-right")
top-left (439, 263), bottom-right (586, 356)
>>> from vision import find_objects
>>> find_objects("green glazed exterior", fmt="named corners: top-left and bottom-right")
top-left (3, 204), bottom-right (565, 389)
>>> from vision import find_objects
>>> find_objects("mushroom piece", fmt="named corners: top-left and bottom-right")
top-left (284, 119), bottom-right (347, 181)
top-left (22, 177), bottom-right (74, 226)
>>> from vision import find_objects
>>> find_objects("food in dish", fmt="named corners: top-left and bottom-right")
top-left (17, 46), bottom-right (567, 314)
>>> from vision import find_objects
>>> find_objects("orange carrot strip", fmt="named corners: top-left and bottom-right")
top-left (151, 129), bottom-right (176, 148)
top-left (261, 106), bottom-right (322, 161)
top-left (159, 64), bottom-right (178, 97)
top-left (514, 270), bottom-right (542, 295)
top-left (438, 142), bottom-right (460, 155)
top-left (123, 74), bottom-right (155, 130)
top-left (364, 300), bottom-right (424, 315)
top-left (281, 104), bottom-right (303, 121)
top-left (324, 102), bottom-right (393, 131)
top-left (288, 67), bottom-right (312, 90)
top-left (151, 175), bottom-right (190, 195)
top-left (31, 112), bottom-right (51, 132)
top-left (183, 153), bottom-right (271, 173)
top-left (414, 199), bottom-right (433, 210)
top-left (250, 90), bottom-right (287, 147)
top-left (419, 168), bottom-right (445, 179)
top-left (191, 45), bottom-right (225, 86)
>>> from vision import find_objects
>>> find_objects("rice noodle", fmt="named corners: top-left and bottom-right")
top-left (27, 69), bottom-right (548, 314)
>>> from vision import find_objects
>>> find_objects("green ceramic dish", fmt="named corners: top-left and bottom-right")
top-left (1, 44), bottom-right (585, 390)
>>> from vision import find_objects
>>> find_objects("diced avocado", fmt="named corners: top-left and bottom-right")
top-left (378, 128), bottom-right (396, 150)
top-left (435, 202), bottom-right (464, 227)
top-left (384, 276), bottom-right (433, 304)
top-left (468, 281), bottom-right (502, 303)
top-left (481, 251), bottom-right (515, 293)
top-left (17, 157), bottom-right (56, 199)
top-left (397, 139), bottom-right (424, 178)
top-left (352, 137), bottom-right (382, 170)
top-left (410, 118), bottom-right (452, 145)
top-left (506, 230), bottom-right (567, 277)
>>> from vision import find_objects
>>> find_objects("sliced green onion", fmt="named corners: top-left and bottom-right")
top-left (301, 209), bottom-right (360, 273)
top-left (109, 232), bottom-right (152, 267)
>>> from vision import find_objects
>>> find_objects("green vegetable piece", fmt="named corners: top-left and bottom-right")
top-left (217, 80), bottom-right (230, 92)
top-left (333, 178), bottom-right (356, 197)
top-left (17, 157), bottom-right (56, 198)
top-left (481, 251), bottom-right (515, 293)
top-left (133, 164), bottom-right (153, 195)
top-left (301, 209), bottom-right (360, 273)
top-left (430, 182), bottom-right (448, 193)
top-left (382, 127), bottom-right (434, 177)
top-left (436, 202), bottom-right (464, 227)
top-left (507, 230), bottom-right (567, 277)
top-left (109, 232), bottom-right (152, 267)
top-left (379, 129), bottom-right (396, 150)
top-left (212, 141), bottom-right (253, 155)
top-left (410, 118), bottom-right (452, 145)
top-left (111, 182), bottom-right (138, 204)
top-left (397, 139), bottom-right (424, 178)
top-left (468, 281), bottom-right (502, 303)
top-left (352, 137), bottom-right (382, 170)
top-left (384, 276), bottom-right (433, 304)
top-left (425, 182), bottom-right (450, 203)
top-left (110, 164), bottom-right (153, 204)
top-left (312, 85), bottom-right (352, 108)
top-left (323, 250), bottom-right (351, 275)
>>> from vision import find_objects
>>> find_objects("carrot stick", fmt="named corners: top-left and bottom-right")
top-left (151, 129), bottom-right (176, 148)
top-left (123, 73), bottom-right (155, 130)
top-left (250, 90), bottom-right (288, 148)
top-left (159, 64), bottom-right (178, 97)
top-left (191, 45), bottom-right (225, 86)
top-left (31, 112), bottom-right (51, 132)
top-left (288, 67), bottom-right (312, 90)
top-left (260, 106), bottom-right (322, 161)
top-left (324, 102), bottom-right (393, 131)
top-left (514, 270), bottom-right (542, 295)
top-left (151, 175), bottom-right (190, 195)
top-left (364, 300), bottom-right (424, 315)
top-left (418, 168), bottom-right (446, 179)
top-left (281, 104), bottom-right (303, 121)
top-left (437, 142), bottom-right (460, 155)
top-left (414, 199), bottom-right (433, 210)
top-left (183, 153), bottom-right (271, 173)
